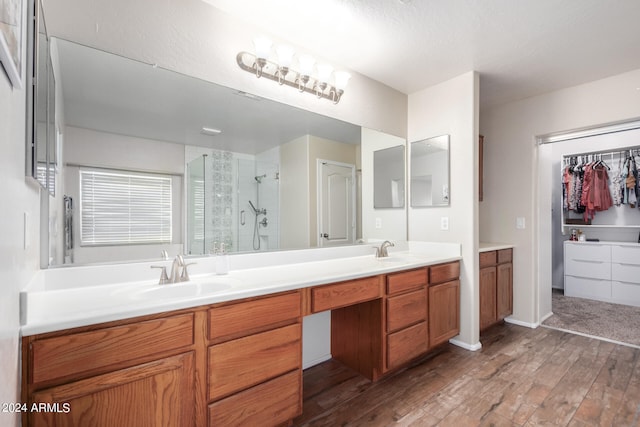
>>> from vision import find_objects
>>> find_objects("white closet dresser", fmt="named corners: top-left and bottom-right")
top-left (564, 241), bottom-right (640, 307)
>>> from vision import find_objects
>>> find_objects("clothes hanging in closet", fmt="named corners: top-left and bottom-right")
top-left (562, 156), bottom-right (613, 221)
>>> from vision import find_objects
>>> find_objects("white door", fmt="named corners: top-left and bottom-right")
top-left (318, 160), bottom-right (355, 247)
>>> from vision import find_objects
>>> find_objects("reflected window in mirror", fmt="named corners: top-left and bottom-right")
top-left (373, 145), bottom-right (405, 209)
top-left (410, 135), bottom-right (450, 207)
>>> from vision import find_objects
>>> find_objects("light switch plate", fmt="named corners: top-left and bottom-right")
top-left (516, 217), bottom-right (526, 229)
top-left (375, 217), bottom-right (382, 229)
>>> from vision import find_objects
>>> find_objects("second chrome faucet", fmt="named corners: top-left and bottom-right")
top-left (375, 240), bottom-right (395, 258)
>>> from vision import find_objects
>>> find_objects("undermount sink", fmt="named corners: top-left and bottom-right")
top-left (133, 280), bottom-right (234, 300)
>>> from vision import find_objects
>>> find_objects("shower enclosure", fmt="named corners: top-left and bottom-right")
top-left (186, 151), bottom-right (279, 255)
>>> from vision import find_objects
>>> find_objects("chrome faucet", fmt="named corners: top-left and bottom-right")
top-left (375, 240), bottom-right (395, 258)
top-left (151, 254), bottom-right (195, 284)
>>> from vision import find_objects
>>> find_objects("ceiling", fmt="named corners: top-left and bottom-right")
top-left (206, 0), bottom-right (640, 108)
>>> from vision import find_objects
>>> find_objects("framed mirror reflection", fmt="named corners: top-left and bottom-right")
top-left (410, 135), bottom-right (450, 207)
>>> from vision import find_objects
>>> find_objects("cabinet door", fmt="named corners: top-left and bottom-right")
top-left (496, 263), bottom-right (513, 320)
top-left (387, 322), bottom-right (428, 370)
top-left (479, 266), bottom-right (497, 330)
top-left (30, 352), bottom-right (195, 427)
top-left (428, 280), bottom-right (460, 348)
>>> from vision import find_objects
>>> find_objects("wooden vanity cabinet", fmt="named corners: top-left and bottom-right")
top-left (428, 262), bottom-right (461, 348)
top-left (480, 248), bottom-right (513, 331)
top-left (385, 268), bottom-right (429, 372)
top-left (22, 313), bottom-right (199, 427)
top-left (207, 291), bottom-right (303, 427)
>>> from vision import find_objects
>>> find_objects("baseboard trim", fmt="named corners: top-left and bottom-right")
top-left (504, 317), bottom-right (539, 329)
top-left (449, 338), bottom-right (482, 351)
top-left (539, 311), bottom-right (554, 323)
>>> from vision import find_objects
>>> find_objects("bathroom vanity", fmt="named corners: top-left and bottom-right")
top-left (479, 243), bottom-right (514, 331)
top-left (21, 244), bottom-right (461, 426)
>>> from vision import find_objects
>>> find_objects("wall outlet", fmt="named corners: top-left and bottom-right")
top-left (440, 216), bottom-right (449, 230)
top-left (516, 217), bottom-right (526, 229)
top-left (375, 217), bottom-right (382, 229)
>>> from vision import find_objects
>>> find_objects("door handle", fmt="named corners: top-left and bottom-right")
top-left (321, 233), bottom-right (329, 239)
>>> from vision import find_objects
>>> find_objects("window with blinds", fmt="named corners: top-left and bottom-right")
top-left (80, 169), bottom-right (172, 246)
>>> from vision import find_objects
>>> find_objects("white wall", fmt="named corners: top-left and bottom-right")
top-left (42, 0), bottom-right (408, 139)
top-left (480, 68), bottom-right (640, 326)
top-left (0, 61), bottom-right (42, 427)
top-left (361, 128), bottom-right (408, 243)
top-left (280, 136), bottom-right (310, 248)
top-left (407, 72), bottom-right (480, 349)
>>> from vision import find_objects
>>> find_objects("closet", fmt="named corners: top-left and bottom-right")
top-left (560, 145), bottom-right (640, 307)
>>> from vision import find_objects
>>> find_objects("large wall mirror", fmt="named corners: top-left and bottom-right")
top-left (410, 135), bottom-right (450, 207)
top-left (26, 0), bottom-right (56, 195)
top-left (373, 145), bottom-right (405, 208)
top-left (37, 1), bottom-right (407, 268)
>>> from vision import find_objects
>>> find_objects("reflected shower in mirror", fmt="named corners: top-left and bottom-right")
top-left (410, 135), bottom-right (450, 207)
top-left (46, 38), bottom-right (364, 266)
top-left (373, 145), bottom-right (405, 208)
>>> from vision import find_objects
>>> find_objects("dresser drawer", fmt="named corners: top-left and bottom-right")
top-left (565, 258), bottom-right (611, 280)
top-left (311, 276), bottom-right (382, 313)
top-left (30, 313), bottom-right (194, 385)
top-left (386, 288), bottom-right (427, 333)
top-left (565, 242), bottom-right (611, 262)
top-left (208, 323), bottom-right (301, 401)
top-left (208, 291), bottom-right (301, 342)
top-left (430, 262), bottom-right (460, 284)
top-left (386, 321), bottom-right (428, 370)
top-left (479, 251), bottom-right (497, 268)
top-left (611, 245), bottom-right (640, 266)
top-left (612, 281), bottom-right (640, 306)
top-left (497, 248), bottom-right (512, 264)
top-left (386, 268), bottom-right (428, 295)
top-left (208, 370), bottom-right (301, 427)
top-left (612, 262), bottom-right (640, 284)
top-left (565, 275), bottom-right (612, 299)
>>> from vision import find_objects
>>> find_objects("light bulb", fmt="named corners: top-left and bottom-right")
top-left (276, 45), bottom-right (294, 69)
top-left (334, 71), bottom-right (351, 90)
top-left (298, 54), bottom-right (316, 76)
top-left (253, 37), bottom-right (272, 60)
top-left (316, 64), bottom-right (334, 83)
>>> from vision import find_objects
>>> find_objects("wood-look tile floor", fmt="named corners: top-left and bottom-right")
top-left (294, 323), bottom-right (640, 426)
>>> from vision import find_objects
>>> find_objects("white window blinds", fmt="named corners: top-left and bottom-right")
top-left (80, 169), bottom-right (172, 245)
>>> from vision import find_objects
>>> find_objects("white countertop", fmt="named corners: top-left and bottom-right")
top-left (21, 241), bottom-right (461, 336)
top-left (479, 242), bottom-right (515, 252)
top-left (564, 240), bottom-right (640, 246)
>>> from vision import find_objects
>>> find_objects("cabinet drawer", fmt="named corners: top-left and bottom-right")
top-left (565, 258), bottom-right (611, 280)
top-left (208, 370), bottom-right (301, 427)
top-left (498, 249), bottom-right (512, 264)
top-left (386, 268), bottom-right (428, 295)
top-left (386, 288), bottom-right (427, 333)
top-left (209, 291), bottom-right (301, 342)
top-left (612, 262), bottom-right (640, 284)
top-left (30, 313), bottom-right (194, 385)
top-left (565, 242), bottom-right (611, 262)
top-left (311, 276), bottom-right (382, 313)
top-left (611, 245), bottom-right (640, 266)
top-left (386, 321), bottom-right (428, 370)
top-left (208, 323), bottom-right (301, 401)
top-left (479, 251), bottom-right (497, 268)
top-left (565, 275), bottom-right (612, 299)
top-left (430, 262), bottom-right (460, 285)
top-left (612, 281), bottom-right (640, 306)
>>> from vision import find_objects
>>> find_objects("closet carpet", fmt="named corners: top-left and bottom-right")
top-left (543, 289), bottom-right (640, 348)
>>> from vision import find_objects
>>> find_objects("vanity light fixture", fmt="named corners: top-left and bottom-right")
top-left (237, 37), bottom-right (351, 104)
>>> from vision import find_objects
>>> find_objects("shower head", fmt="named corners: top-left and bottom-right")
top-left (254, 174), bottom-right (267, 183)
